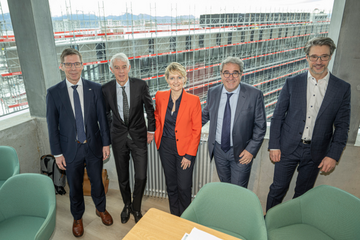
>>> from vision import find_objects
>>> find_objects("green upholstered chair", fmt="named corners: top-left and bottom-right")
top-left (0, 146), bottom-right (20, 188)
top-left (265, 185), bottom-right (360, 240)
top-left (181, 182), bottom-right (267, 240)
top-left (0, 173), bottom-right (56, 240)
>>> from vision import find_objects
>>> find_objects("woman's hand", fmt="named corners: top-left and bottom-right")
top-left (181, 157), bottom-right (191, 170)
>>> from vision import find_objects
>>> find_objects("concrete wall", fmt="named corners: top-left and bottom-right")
top-left (0, 112), bottom-right (50, 173)
top-left (328, 0), bottom-right (360, 144)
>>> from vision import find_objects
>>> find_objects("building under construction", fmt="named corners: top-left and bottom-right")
top-left (0, 10), bottom-right (330, 119)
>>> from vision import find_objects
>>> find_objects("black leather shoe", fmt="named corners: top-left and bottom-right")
top-left (132, 210), bottom-right (143, 223)
top-left (121, 204), bottom-right (132, 224)
top-left (55, 186), bottom-right (66, 195)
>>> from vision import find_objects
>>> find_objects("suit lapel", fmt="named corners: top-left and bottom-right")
top-left (82, 79), bottom-right (91, 129)
top-left (316, 74), bottom-right (338, 119)
top-left (58, 80), bottom-right (76, 128)
top-left (298, 74), bottom-right (307, 117)
top-left (161, 90), bottom-right (171, 123)
top-left (177, 89), bottom-right (188, 121)
top-left (109, 80), bottom-right (122, 121)
top-left (211, 85), bottom-right (222, 124)
top-left (129, 77), bottom-right (136, 120)
top-left (234, 83), bottom-right (247, 123)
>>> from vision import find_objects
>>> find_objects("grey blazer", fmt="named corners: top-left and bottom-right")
top-left (202, 83), bottom-right (267, 161)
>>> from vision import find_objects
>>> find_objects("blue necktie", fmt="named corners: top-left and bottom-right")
top-left (221, 93), bottom-right (233, 152)
top-left (72, 85), bottom-right (86, 143)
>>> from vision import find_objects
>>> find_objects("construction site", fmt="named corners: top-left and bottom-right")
top-left (0, 2), bottom-right (330, 119)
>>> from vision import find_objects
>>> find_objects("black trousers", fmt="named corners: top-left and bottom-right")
top-left (266, 142), bottom-right (320, 211)
top-left (159, 137), bottom-right (194, 216)
top-left (66, 143), bottom-right (105, 220)
top-left (112, 137), bottom-right (147, 212)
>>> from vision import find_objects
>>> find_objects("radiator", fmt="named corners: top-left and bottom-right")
top-left (129, 139), bottom-right (214, 198)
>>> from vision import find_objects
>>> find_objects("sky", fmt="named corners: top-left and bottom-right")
top-left (0, 0), bottom-right (334, 17)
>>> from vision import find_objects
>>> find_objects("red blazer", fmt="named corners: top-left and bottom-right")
top-left (154, 89), bottom-right (202, 157)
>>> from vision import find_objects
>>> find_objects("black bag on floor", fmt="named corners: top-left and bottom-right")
top-left (40, 154), bottom-right (67, 195)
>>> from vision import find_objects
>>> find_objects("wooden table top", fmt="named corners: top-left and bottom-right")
top-left (123, 208), bottom-right (241, 240)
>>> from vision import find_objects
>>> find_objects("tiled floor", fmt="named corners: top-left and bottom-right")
top-left (51, 187), bottom-right (170, 239)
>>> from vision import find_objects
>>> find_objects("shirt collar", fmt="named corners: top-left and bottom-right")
top-left (169, 89), bottom-right (184, 104)
top-left (307, 70), bottom-right (330, 84)
top-left (116, 79), bottom-right (129, 89)
top-left (66, 78), bottom-right (82, 88)
top-left (222, 83), bottom-right (240, 95)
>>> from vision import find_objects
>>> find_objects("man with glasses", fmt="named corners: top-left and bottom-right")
top-left (47, 48), bottom-right (113, 237)
top-left (202, 56), bottom-right (266, 187)
top-left (266, 37), bottom-right (351, 211)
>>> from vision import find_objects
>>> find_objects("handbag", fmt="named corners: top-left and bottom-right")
top-left (83, 168), bottom-right (109, 196)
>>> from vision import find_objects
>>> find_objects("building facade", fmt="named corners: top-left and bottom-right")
top-left (0, 11), bottom-right (329, 119)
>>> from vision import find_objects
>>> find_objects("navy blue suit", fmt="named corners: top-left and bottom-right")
top-left (267, 72), bottom-right (351, 210)
top-left (47, 78), bottom-right (111, 219)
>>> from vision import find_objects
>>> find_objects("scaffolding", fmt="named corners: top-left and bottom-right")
top-left (0, 1), bottom-right (331, 118)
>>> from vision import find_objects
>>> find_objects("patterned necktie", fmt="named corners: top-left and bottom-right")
top-left (221, 93), bottom-right (233, 152)
top-left (121, 86), bottom-right (129, 126)
top-left (72, 85), bottom-right (86, 143)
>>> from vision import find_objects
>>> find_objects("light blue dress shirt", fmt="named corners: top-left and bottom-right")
top-left (215, 84), bottom-right (240, 146)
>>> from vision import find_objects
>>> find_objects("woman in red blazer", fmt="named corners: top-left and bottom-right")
top-left (154, 62), bottom-right (202, 216)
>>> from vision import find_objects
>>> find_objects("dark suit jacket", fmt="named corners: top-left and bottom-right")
top-left (154, 89), bottom-right (202, 156)
top-left (102, 77), bottom-right (155, 149)
top-left (269, 72), bottom-right (351, 162)
top-left (202, 83), bottom-right (267, 161)
top-left (46, 78), bottom-right (111, 163)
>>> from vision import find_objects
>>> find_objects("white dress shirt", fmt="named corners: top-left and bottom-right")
top-left (302, 71), bottom-right (330, 140)
top-left (55, 78), bottom-right (85, 157)
top-left (66, 78), bottom-right (85, 120)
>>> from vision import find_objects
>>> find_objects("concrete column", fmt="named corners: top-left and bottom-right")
top-left (7, 0), bottom-right (61, 118)
top-left (328, 0), bottom-right (360, 144)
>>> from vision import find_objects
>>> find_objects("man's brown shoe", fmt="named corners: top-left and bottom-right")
top-left (96, 209), bottom-right (113, 226)
top-left (73, 219), bottom-right (84, 237)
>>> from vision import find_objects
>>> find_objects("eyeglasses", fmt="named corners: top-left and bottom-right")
top-left (307, 55), bottom-right (330, 62)
top-left (222, 71), bottom-right (241, 78)
top-left (62, 62), bottom-right (83, 68)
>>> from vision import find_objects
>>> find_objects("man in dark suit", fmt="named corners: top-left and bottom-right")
top-left (202, 56), bottom-right (266, 187)
top-left (46, 48), bottom-right (113, 237)
top-left (266, 37), bottom-right (351, 211)
top-left (102, 53), bottom-right (155, 223)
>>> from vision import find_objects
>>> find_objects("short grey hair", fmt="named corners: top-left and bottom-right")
top-left (220, 57), bottom-right (244, 73)
top-left (110, 53), bottom-right (130, 69)
top-left (304, 37), bottom-right (336, 56)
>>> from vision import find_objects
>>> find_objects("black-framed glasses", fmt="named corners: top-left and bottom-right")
top-left (62, 62), bottom-right (83, 68)
top-left (307, 55), bottom-right (330, 62)
top-left (222, 71), bottom-right (240, 78)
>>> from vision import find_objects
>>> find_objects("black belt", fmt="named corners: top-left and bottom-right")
top-left (76, 140), bottom-right (87, 144)
top-left (301, 139), bottom-right (311, 144)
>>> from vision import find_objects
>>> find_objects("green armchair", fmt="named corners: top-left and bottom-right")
top-left (0, 173), bottom-right (56, 240)
top-left (0, 146), bottom-right (20, 188)
top-left (265, 185), bottom-right (360, 240)
top-left (181, 182), bottom-right (267, 240)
